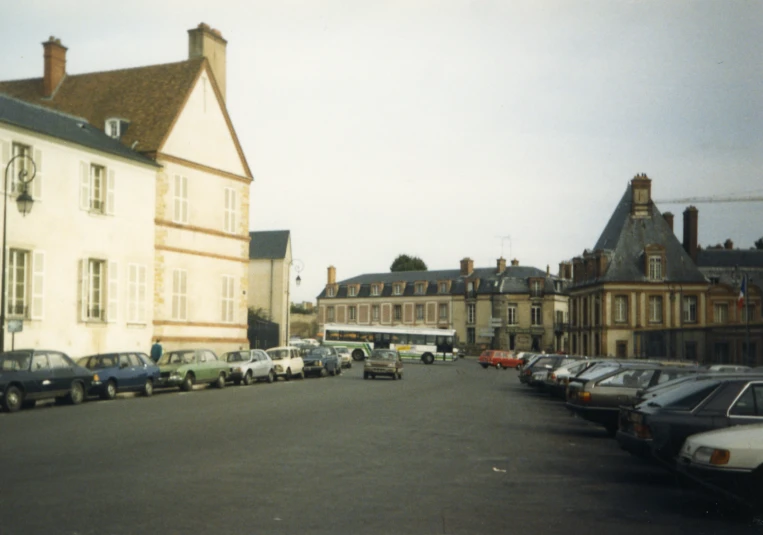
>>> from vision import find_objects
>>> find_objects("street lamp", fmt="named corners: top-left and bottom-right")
top-left (286, 259), bottom-right (304, 343)
top-left (1, 153), bottom-right (37, 352)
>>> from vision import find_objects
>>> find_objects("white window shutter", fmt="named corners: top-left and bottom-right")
top-left (182, 176), bottom-right (188, 223)
top-left (31, 251), bottom-right (45, 319)
top-left (32, 148), bottom-right (43, 200)
top-left (106, 168), bottom-right (115, 215)
top-left (0, 140), bottom-right (9, 193)
top-left (173, 175), bottom-right (180, 222)
top-left (127, 264), bottom-right (137, 322)
top-left (79, 162), bottom-right (90, 210)
top-left (138, 265), bottom-right (147, 323)
top-left (107, 261), bottom-right (118, 322)
top-left (79, 259), bottom-right (88, 321)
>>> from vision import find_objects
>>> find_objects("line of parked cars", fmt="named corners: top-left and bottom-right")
top-left (0, 343), bottom-right (349, 414)
top-left (512, 352), bottom-right (763, 514)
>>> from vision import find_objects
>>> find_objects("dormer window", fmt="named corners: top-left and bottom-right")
top-left (105, 118), bottom-right (129, 140)
top-left (415, 282), bottom-right (426, 295)
top-left (393, 284), bottom-right (403, 296)
top-left (644, 244), bottom-right (666, 281)
top-left (371, 285), bottom-right (380, 296)
top-left (327, 286), bottom-right (336, 297)
top-left (439, 282), bottom-right (448, 294)
top-left (648, 255), bottom-right (662, 280)
top-left (348, 286), bottom-right (357, 297)
top-left (530, 279), bottom-right (544, 298)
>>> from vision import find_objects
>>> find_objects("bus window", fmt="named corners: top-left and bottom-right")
top-left (327, 330), bottom-right (340, 341)
top-left (436, 336), bottom-right (454, 352)
top-left (345, 332), bottom-right (358, 341)
top-left (375, 333), bottom-right (391, 349)
top-left (426, 335), bottom-right (436, 345)
top-left (411, 334), bottom-right (425, 345)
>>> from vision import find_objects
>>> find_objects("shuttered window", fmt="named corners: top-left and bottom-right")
top-left (173, 175), bottom-right (189, 223)
top-left (224, 187), bottom-right (236, 233)
top-left (221, 275), bottom-right (235, 322)
top-left (127, 264), bottom-right (147, 323)
top-left (172, 269), bottom-right (188, 320)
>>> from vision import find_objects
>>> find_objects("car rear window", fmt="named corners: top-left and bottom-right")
top-left (576, 363), bottom-right (619, 381)
top-left (598, 368), bottom-right (657, 388)
top-left (643, 380), bottom-right (721, 410)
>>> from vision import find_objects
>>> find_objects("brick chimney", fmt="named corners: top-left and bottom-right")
top-left (497, 257), bottom-right (506, 273)
top-left (682, 206), bottom-right (698, 262)
top-left (630, 173), bottom-right (652, 218)
top-left (460, 257), bottom-right (474, 276)
top-left (43, 37), bottom-right (67, 97)
top-left (188, 23), bottom-right (228, 101)
top-left (511, 258), bottom-right (519, 266)
top-left (724, 238), bottom-right (734, 250)
top-left (327, 266), bottom-right (336, 285)
top-left (663, 212), bottom-right (674, 232)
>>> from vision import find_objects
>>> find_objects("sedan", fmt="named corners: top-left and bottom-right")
top-left (155, 349), bottom-right (229, 391)
top-left (364, 349), bottom-right (403, 380)
top-left (0, 349), bottom-right (95, 412)
top-left (78, 352), bottom-right (159, 399)
top-left (223, 349), bottom-right (275, 385)
top-left (302, 347), bottom-right (341, 377)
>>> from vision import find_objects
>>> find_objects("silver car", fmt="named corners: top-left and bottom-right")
top-left (223, 349), bottom-right (276, 385)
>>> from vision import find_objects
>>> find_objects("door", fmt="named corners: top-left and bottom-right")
top-left (27, 352), bottom-right (53, 400)
top-left (727, 383), bottom-right (763, 426)
top-left (116, 354), bottom-right (137, 390)
top-left (253, 351), bottom-right (267, 377)
top-left (127, 353), bottom-right (147, 389)
top-left (49, 352), bottom-right (78, 396)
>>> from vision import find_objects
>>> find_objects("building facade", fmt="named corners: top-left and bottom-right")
top-left (0, 23), bottom-right (253, 356)
top-left (316, 257), bottom-right (569, 354)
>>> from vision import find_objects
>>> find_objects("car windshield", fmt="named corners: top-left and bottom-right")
top-left (307, 348), bottom-right (330, 357)
top-left (158, 351), bottom-right (196, 365)
top-left (0, 351), bottom-right (32, 371)
top-left (225, 351), bottom-right (250, 363)
top-left (576, 363), bottom-right (619, 381)
top-left (78, 354), bottom-right (119, 369)
top-left (267, 349), bottom-right (290, 360)
top-left (371, 350), bottom-right (397, 360)
top-left (640, 380), bottom-right (721, 410)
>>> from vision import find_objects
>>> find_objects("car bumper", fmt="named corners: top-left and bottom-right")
top-left (303, 365), bottom-right (327, 374)
top-left (366, 367), bottom-right (396, 376)
top-left (155, 376), bottom-right (183, 388)
top-left (615, 431), bottom-right (653, 459)
top-left (565, 403), bottom-right (619, 427)
top-left (676, 459), bottom-right (756, 507)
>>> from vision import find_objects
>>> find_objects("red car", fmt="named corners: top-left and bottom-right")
top-left (478, 350), bottom-right (521, 369)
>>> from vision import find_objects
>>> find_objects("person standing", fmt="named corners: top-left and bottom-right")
top-left (150, 339), bottom-right (163, 363)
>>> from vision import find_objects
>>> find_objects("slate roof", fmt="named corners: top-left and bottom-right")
top-left (0, 93), bottom-right (158, 167)
top-left (317, 265), bottom-right (568, 299)
top-left (249, 230), bottom-right (290, 260)
top-left (585, 186), bottom-right (707, 284)
top-left (696, 249), bottom-right (763, 269)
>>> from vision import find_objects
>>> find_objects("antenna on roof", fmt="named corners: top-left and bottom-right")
top-left (495, 235), bottom-right (512, 259)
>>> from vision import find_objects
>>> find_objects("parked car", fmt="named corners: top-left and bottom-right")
top-left (364, 349), bottom-right (403, 380)
top-left (677, 423), bottom-right (763, 511)
top-left (334, 346), bottom-right (353, 368)
top-left (544, 359), bottom-right (594, 398)
top-left (707, 364), bottom-right (751, 373)
top-left (520, 355), bottom-right (575, 386)
top-left (0, 349), bottom-right (95, 412)
top-left (303, 346), bottom-right (341, 377)
top-left (155, 349), bottom-right (229, 391)
top-left (478, 350), bottom-right (521, 369)
top-left (266, 346), bottom-right (305, 381)
top-left (77, 352), bottom-right (159, 399)
top-left (223, 349), bottom-right (275, 385)
top-left (566, 364), bottom-right (698, 435)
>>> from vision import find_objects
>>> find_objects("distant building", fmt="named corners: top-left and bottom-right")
top-left (316, 258), bottom-right (570, 353)
top-left (248, 230), bottom-right (293, 346)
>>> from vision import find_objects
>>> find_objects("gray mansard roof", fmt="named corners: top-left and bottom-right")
top-left (317, 264), bottom-right (568, 299)
top-left (696, 249), bottom-right (763, 287)
top-left (585, 186), bottom-right (706, 284)
top-left (249, 230), bottom-right (290, 260)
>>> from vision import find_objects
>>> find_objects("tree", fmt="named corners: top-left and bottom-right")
top-left (756, 237), bottom-right (763, 250)
top-left (390, 254), bottom-right (427, 272)
top-left (247, 307), bottom-right (270, 325)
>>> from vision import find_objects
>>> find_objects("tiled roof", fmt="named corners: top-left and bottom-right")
top-left (0, 93), bottom-right (158, 167)
top-left (585, 186), bottom-right (707, 284)
top-left (249, 230), bottom-right (290, 260)
top-left (0, 59), bottom-right (204, 155)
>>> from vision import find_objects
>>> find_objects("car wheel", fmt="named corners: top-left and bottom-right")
top-left (392, 371), bottom-right (398, 381)
top-left (348, 362), bottom-right (352, 369)
top-left (181, 373), bottom-right (194, 392)
top-left (298, 370), bottom-right (305, 380)
top-left (399, 372), bottom-right (403, 380)
top-left (337, 366), bottom-right (342, 376)
top-left (101, 380), bottom-right (117, 401)
top-left (243, 371), bottom-right (253, 386)
top-left (286, 369), bottom-right (292, 381)
top-left (142, 379), bottom-right (154, 397)
top-left (214, 373), bottom-right (226, 389)
top-left (67, 382), bottom-right (85, 405)
top-left (480, 363), bottom-right (488, 369)
top-left (2, 385), bottom-right (23, 413)
top-left (321, 367), bottom-right (329, 378)
top-left (422, 353), bottom-right (435, 365)
top-left (496, 363), bottom-right (502, 370)
top-left (363, 372), bottom-right (369, 380)
top-left (352, 349), bottom-right (365, 361)
top-left (372, 374), bottom-right (376, 380)
top-left (267, 370), bottom-right (275, 383)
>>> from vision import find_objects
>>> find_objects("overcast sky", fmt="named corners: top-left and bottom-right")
top-left (3, 0), bottom-right (762, 303)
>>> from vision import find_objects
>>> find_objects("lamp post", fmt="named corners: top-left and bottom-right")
top-left (285, 259), bottom-right (304, 343)
top-left (1, 153), bottom-right (37, 352)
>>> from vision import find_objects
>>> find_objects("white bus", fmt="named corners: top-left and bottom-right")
top-left (321, 324), bottom-right (458, 364)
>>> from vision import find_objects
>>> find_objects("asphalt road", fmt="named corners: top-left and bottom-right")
top-left (1, 359), bottom-right (761, 535)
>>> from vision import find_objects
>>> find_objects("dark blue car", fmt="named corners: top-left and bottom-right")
top-left (77, 352), bottom-right (160, 400)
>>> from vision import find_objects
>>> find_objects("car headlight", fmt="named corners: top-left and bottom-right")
top-left (692, 447), bottom-right (730, 465)
top-left (92, 373), bottom-right (101, 382)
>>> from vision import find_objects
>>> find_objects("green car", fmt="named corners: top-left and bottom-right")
top-left (155, 349), bottom-right (229, 391)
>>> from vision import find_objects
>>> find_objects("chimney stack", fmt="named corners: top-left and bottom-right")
top-left (188, 23), bottom-right (228, 101)
top-left (327, 266), bottom-right (336, 285)
top-left (43, 37), bottom-right (67, 97)
top-left (460, 257), bottom-right (474, 276)
top-left (724, 239), bottom-right (734, 250)
top-left (630, 173), bottom-right (652, 218)
top-left (663, 211), bottom-right (674, 232)
top-left (511, 258), bottom-right (519, 266)
top-left (682, 206), bottom-right (699, 262)
top-left (497, 257), bottom-right (506, 273)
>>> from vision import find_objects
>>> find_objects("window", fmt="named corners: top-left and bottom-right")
top-left (127, 264), bottom-right (147, 323)
top-left (467, 327), bottom-right (475, 344)
top-left (729, 385), bottom-right (763, 417)
top-left (172, 269), bottom-right (187, 321)
top-left (7, 249), bottom-right (29, 317)
top-left (327, 306), bottom-right (335, 322)
top-left (221, 275), bottom-right (235, 323)
top-left (372, 305), bottom-right (380, 321)
top-left (438, 303), bottom-right (448, 321)
top-left (467, 303), bottom-right (476, 324)
top-left (415, 304), bottom-right (424, 320)
top-left (349, 286), bottom-right (357, 297)
top-left (348, 306), bottom-right (357, 321)
top-left (394, 305), bottom-right (402, 321)
top-left (224, 188), bottom-right (236, 233)
top-left (10, 143), bottom-right (31, 194)
top-left (614, 295), bottom-right (628, 323)
top-left (415, 282), bottom-right (425, 295)
top-left (173, 175), bottom-right (188, 223)
top-left (85, 259), bottom-right (105, 321)
top-left (507, 304), bottom-right (518, 325)
top-left (714, 303), bottom-right (729, 324)
top-left (371, 285), bottom-right (380, 296)
top-left (742, 304), bottom-right (757, 323)
top-left (80, 164), bottom-right (114, 214)
top-left (648, 295), bottom-right (663, 323)
top-left (105, 119), bottom-right (123, 139)
top-left (327, 286), bottom-right (336, 297)
top-left (393, 284), bottom-right (402, 296)
top-left (531, 304), bottom-right (542, 326)
top-left (530, 280), bottom-right (543, 297)
top-left (648, 256), bottom-right (662, 280)
top-left (439, 282), bottom-right (448, 294)
top-left (683, 296), bottom-right (697, 323)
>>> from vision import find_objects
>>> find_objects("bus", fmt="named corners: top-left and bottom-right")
top-left (321, 324), bottom-right (458, 364)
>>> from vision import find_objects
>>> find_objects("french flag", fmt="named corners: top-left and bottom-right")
top-left (738, 275), bottom-right (747, 310)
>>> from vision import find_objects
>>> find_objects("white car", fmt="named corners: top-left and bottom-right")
top-left (334, 346), bottom-right (352, 368)
top-left (223, 349), bottom-right (275, 385)
top-left (266, 346), bottom-right (305, 381)
top-left (678, 423), bottom-right (763, 510)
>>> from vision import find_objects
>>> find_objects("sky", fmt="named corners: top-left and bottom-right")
top-left (2, 0), bottom-right (762, 304)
